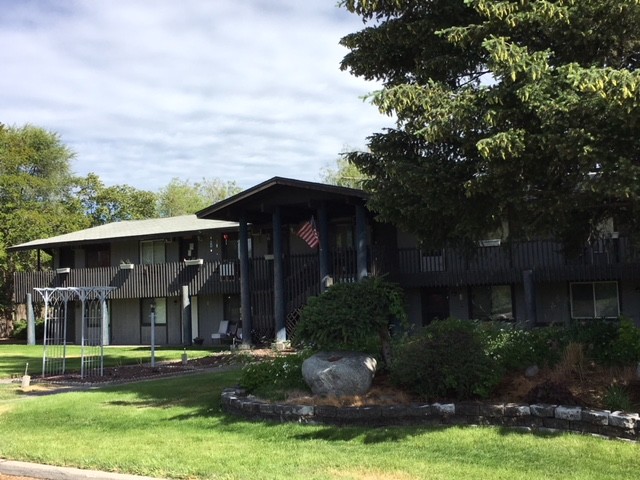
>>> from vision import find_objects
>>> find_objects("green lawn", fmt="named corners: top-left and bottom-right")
top-left (0, 369), bottom-right (638, 480)
top-left (0, 344), bottom-right (223, 378)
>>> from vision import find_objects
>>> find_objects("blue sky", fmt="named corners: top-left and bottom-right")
top-left (0, 0), bottom-right (388, 191)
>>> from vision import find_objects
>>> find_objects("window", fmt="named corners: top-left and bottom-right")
top-left (570, 282), bottom-right (619, 319)
top-left (141, 298), bottom-right (167, 326)
top-left (471, 285), bottom-right (513, 321)
top-left (140, 240), bottom-right (165, 265)
top-left (86, 243), bottom-right (110, 267)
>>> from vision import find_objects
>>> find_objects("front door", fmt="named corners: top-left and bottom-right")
top-left (421, 288), bottom-right (450, 326)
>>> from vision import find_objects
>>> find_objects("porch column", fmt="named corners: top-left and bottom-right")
top-left (318, 202), bottom-right (331, 291)
top-left (239, 216), bottom-right (252, 346)
top-left (101, 297), bottom-right (109, 347)
top-left (522, 270), bottom-right (537, 329)
top-left (356, 204), bottom-right (368, 280)
top-left (26, 292), bottom-right (35, 346)
top-left (273, 207), bottom-right (286, 342)
top-left (181, 285), bottom-right (191, 345)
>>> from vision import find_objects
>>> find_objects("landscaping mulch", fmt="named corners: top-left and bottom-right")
top-left (24, 349), bottom-right (280, 387)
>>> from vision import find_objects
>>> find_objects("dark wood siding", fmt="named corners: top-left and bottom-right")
top-left (14, 238), bottom-right (640, 304)
top-left (13, 261), bottom-right (240, 304)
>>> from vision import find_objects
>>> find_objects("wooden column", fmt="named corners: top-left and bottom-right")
top-left (522, 269), bottom-right (537, 329)
top-left (273, 207), bottom-right (286, 342)
top-left (356, 204), bottom-right (368, 280)
top-left (26, 293), bottom-right (35, 346)
top-left (318, 202), bottom-right (331, 291)
top-left (181, 285), bottom-right (190, 345)
top-left (239, 216), bottom-right (252, 346)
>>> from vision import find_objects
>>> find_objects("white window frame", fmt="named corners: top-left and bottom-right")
top-left (570, 281), bottom-right (620, 319)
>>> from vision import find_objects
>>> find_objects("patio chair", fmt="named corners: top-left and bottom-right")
top-left (211, 320), bottom-right (230, 345)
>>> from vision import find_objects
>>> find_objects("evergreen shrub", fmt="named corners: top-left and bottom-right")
top-left (293, 277), bottom-right (406, 366)
top-left (390, 319), bottom-right (502, 400)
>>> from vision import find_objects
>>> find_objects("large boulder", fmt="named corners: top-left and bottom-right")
top-left (302, 351), bottom-right (377, 397)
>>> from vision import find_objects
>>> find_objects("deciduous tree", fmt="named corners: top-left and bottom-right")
top-left (0, 124), bottom-right (87, 315)
top-left (320, 156), bottom-right (369, 190)
top-left (76, 173), bottom-right (156, 226)
top-left (340, 0), bottom-right (640, 250)
top-left (156, 177), bottom-right (241, 217)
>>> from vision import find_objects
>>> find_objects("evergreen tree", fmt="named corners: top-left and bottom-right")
top-left (340, 0), bottom-right (640, 250)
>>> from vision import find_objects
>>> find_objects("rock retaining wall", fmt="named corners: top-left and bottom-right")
top-left (221, 387), bottom-right (639, 441)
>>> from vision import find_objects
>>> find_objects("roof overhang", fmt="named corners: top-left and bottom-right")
top-left (196, 177), bottom-right (368, 224)
top-left (8, 215), bottom-right (238, 252)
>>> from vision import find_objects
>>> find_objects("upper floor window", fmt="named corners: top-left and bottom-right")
top-left (86, 243), bottom-right (110, 268)
top-left (570, 281), bottom-right (619, 319)
top-left (141, 240), bottom-right (165, 265)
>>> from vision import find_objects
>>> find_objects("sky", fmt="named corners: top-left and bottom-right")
top-left (0, 0), bottom-right (389, 192)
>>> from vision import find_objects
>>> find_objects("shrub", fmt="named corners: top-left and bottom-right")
top-left (565, 318), bottom-right (640, 366)
top-left (10, 318), bottom-right (45, 341)
top-left (239, 353), bottom-right (311, 400)
top-left (566, 319), bottom-right (619, 365)
top-left (390, 319), bottom-right (502, 401)
top-left (293, 277), bottom-right (406, 366)
top-left (608, 317), bottom-right (640, 366)
top-left (603, 385), bottom-right (634, 412)
top-left (482, 323), bottom-right (565, 371)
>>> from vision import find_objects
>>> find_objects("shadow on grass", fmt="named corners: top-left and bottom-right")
top-left (495, 425), bottom-right (565, 439)
top-left (19, 369), bottom-right (574, 445)
top-left (59, 369), bottom-right (429, 443)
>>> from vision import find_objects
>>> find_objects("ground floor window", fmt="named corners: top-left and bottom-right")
top-left (470, 285), bottom-right (513, 321)
top-left (570, 281), bottom-right (619, 319)
top-left (141, 298), bottom-right (167, 325)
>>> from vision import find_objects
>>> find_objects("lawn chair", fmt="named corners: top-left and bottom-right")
top-left (211, 320), bottom-right (230, 345)
top-left (229, 321), bottom-right (242, 347)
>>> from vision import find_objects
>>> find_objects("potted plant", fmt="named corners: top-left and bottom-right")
top-left (119, 259), bottom-right (134, 270)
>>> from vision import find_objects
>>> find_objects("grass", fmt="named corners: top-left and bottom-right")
top-left (0, 344), bottom-right (222, 378)
top-left (0, 369), bottom-right (639, 480)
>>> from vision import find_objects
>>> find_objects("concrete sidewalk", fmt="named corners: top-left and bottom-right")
top-left (0, 459), bottom-right (164, 480)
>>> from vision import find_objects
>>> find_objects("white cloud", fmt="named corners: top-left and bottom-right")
top-left (0, 0), bottom-right (388, 191)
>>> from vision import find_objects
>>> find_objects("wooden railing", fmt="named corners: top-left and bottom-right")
top-left (396, 236), bottom-right (640, 286)
top-left (13, 260), bottom-right (241, 304)
top-left (14, 238), bottom-right (640, 305)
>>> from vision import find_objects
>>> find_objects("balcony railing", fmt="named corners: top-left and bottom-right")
top-left (13, 260), bottom-right (241, 304)
top-left (395, 236), bottom-right (640, 286)
top-left (13, 237), bottom-right (640, 304)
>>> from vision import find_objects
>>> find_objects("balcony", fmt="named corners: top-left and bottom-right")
top-left (13, 260), bottom-right (241, 304)
top-left (393, 236), bottom-right (640, 287)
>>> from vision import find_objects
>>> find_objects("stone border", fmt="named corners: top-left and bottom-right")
top-left (221, 388), bottom-right (639, 441)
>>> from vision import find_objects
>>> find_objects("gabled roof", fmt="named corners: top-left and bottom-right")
top-left (8, 215), bottom-right (238, 252)
top-left (197, 176), bottom-right (368, 224)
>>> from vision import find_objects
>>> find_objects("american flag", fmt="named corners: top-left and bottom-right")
top-left (297, 216), bottom-right (319, 249)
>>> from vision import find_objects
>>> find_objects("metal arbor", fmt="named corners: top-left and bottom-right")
top-left (34, 287), bottom-right (115, 378)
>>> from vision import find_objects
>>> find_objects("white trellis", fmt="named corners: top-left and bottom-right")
top-left (34, 287), bottom-right (116, 379)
